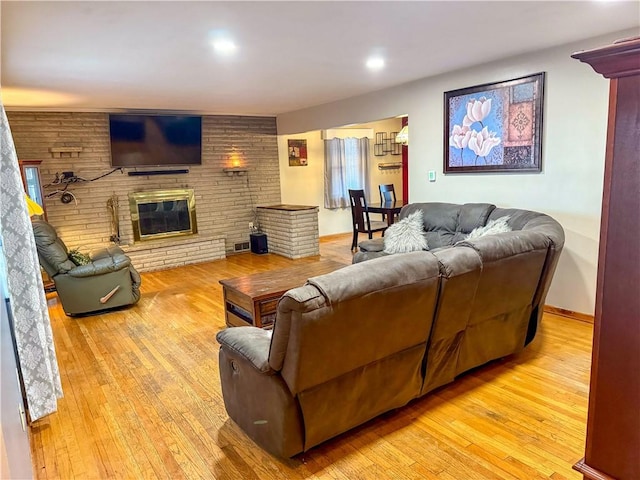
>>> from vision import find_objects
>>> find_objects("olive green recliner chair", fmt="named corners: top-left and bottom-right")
top-left (32, 220), bottom-right (141, 316)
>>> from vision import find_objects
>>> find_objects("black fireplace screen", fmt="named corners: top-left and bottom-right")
top-left (138, 200), bottom-right (191, 236)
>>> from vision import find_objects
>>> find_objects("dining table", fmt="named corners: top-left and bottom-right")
top-left (367, 199), bottom-right (408, 226)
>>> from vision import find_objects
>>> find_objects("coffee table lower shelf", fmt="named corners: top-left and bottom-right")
top-left (224, 288), bottom-right (280, 329)
top-left (219, 259), bottom-right (346, 329)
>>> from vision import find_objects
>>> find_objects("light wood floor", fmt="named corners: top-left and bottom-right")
top-left (30, 234), bottom-right (593, 479)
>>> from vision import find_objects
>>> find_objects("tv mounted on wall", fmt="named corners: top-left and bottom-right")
top-left (109, 114), bottom-right (202, 167)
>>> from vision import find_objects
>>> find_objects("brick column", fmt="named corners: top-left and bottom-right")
top-left (257, 205), bottom-right (319, 259)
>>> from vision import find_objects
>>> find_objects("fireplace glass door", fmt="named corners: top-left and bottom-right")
top-left (129, 189), bottom-right (197, 241)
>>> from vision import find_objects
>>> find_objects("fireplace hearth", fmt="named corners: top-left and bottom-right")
top-left (129, 189), bottom-right (197, 241)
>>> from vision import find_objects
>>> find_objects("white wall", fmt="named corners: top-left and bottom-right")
top-left (278, 117), bottom-right (403, 236)
top-left (277, 30), bottom-right (636, 315)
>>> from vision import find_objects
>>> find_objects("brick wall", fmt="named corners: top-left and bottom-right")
top-left (7, 112), bottom-right (281, 270)
top-left (124, 235), bottom-right (227, 272)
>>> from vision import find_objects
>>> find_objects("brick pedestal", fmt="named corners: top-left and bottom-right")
top-left (257, 205), bottom-right (319, 259)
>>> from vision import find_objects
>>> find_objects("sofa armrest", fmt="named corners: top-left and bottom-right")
top-left (217, 327), bottom-right (305, 457)
top-left (216, 327), bottom-right (275, 374)
top-left (68, 254), bottom-right (132, 277)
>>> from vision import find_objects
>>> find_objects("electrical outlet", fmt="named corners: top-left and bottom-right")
top-left (249, 222), bottom-right (254, 229)
top-left (428, 170), bottom-right (436, 182)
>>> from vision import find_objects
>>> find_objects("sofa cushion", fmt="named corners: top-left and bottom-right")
top-left (457, 203), bottom-right (496, 233)
top-left (383, 211), bottom-right (428, 254)
top-left (274, 251), bottom-right (441, 395)
top-left (400, 203), bottom-right (460, 248)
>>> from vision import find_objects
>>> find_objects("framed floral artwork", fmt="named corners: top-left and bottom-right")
top-left (444, 72), bottom-right (545, 174)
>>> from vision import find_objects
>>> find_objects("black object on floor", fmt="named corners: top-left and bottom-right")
top-left (250, 233), bottom-right (268, 254)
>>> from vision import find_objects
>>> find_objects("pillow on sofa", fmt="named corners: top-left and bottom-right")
top-left (383, 211), bottom-right (428, 254)
top-left (466, 216), bottom-right (512, 240)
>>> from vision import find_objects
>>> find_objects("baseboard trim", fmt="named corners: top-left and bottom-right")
top-left (573, 458), bottom-right (616, 480)
top-left (544, 305), bottom-right (594, 324)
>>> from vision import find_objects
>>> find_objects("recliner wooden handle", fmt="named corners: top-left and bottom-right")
top-left (100, 285), bottom-right (120, 304)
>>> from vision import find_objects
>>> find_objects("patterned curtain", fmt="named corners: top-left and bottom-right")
top-left (0, 104), bottom-right (62, 421)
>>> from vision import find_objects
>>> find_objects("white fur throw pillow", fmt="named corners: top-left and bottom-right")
top-left (466, 216), bottom-right (512, 240)
top-left (383, 210), bottom-right (428, 254)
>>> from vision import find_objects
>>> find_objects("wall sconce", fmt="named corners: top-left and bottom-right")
top-left (223, 151), bottom-right (248, 176)
top-left (395, 126), bottom-right (409, 145)
top-left (223, 167), bottom-right (248, 177)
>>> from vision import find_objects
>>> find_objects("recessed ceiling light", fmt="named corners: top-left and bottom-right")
top-left (212, 39), bottom-right (237, 55)
top-left (366, 56), bottom-right (385, 71)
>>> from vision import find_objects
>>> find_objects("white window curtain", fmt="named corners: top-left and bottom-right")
top-left (0, 104), bottom-right (62, 421)
top-left (323, 137), bottom-right (370, 209)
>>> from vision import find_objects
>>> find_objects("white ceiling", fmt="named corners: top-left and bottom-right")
top-left (2, 1), bottom-right (639, 116)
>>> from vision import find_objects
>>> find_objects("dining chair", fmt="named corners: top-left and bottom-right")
top-left (348, 189), bottom-right (387, 251)
top-left (378, 184), bottom-right (397, 222)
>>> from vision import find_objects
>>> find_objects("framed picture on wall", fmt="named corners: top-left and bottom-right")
top-left (444, 72), bottom-right (545, 174)
top-left (288, 139), bottom-right (308, 166)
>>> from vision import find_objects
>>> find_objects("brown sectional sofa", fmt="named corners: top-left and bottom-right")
top-left (216, 202), bottom-right (564, 458)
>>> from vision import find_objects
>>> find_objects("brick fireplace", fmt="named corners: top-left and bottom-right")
top-left (7, 111), bottom-right (282, 272)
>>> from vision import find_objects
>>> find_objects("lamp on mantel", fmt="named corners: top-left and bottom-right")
top-left (395, 126), bottom-right (409, 145)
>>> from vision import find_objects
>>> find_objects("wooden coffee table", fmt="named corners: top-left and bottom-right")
top-left (220, 259), bottom-right (346, 329)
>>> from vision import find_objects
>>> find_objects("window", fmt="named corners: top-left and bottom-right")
top-left (323, 137), bottom-right (370, 209)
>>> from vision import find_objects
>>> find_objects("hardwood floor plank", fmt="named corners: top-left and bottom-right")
top-left (347, 430), bottom-right (417, 469)
top-left (29, 234), bottom-right (590, 479)
top-left (465, 443), bottom-right (549, 480)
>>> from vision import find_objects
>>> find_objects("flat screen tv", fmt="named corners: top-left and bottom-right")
top-left (109, 114), bottom-right (202, 167)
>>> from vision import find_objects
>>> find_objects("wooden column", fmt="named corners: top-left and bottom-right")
top-left (571, 37), bottom-right (640, 480)
top-left (401, 116), bottom-right (408, 202)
